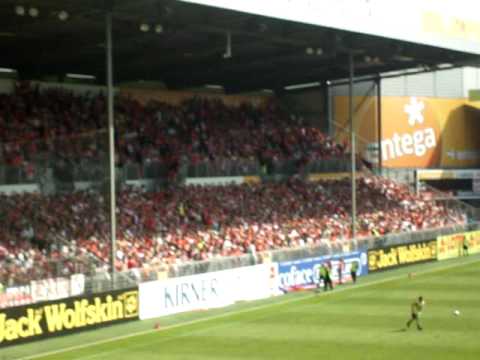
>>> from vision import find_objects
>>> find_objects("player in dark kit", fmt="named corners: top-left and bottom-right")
top-left (406, 296), bottom-right (425, 331)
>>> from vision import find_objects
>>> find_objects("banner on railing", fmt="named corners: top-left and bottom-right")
top-left (139, 264), bottom-right (278, 320)
top-left (368, 240), bottom-right (437, 272)
top-left (185, 176), bottom-right (261, 186)
top-left (276, 251), bottom-right (368, 292)
top-left (0, 288), bottom-right (139, 347)
top-left (0, 286), bottom-right (33, 309)
top-left (0, 274), bottom-right (86, 310)
top-left (30, 274), bottom-right (86, 303)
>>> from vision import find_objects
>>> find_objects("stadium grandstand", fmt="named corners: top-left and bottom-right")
top-left (0, 0), bottom-right (480, 357)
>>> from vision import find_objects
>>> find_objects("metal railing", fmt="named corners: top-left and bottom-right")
top-left (1, 222), bottom-right (478, 306)
top-left (185, 158), bottom-right (261, 178)
top-left (0, 157), bottom-right (354, 187)
top-left (0, 165), bottom-right (37, 185)
top-left (107, 222), bottom-right (479, 287)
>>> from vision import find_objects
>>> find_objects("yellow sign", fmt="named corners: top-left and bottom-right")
top-left (307, 172), bottom-right (356, 182)
top-left (368, 240), bottom-right (437, 272)
top-left (243, 176), bottom-right (261, 184)
top-left (0, 290), bottom-right (138, 345)
top-left (437, 233), bottom-right (463, 260)
top-left (417, 170), bottom-right (454, 180)
top-left (438, 231), bottom-right (480, 261)
top-left (334, 96), bottom-right (480, 168)
top-left (423, 12), bottom-right (480, 43)
top-left (466, 231), bottom-right (480, 254)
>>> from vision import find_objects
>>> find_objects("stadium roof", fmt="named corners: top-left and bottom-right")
top-left (1, 0), bottom-right (479, 93)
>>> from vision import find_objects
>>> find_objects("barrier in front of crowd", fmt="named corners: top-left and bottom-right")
top-left (1, 223), bottom-right (477, 312)
top-left (0, 274), bottom-right (86, 310)
top-left (138, 225), bottom-right (479, 322)
top-left (139, 264), bottom-right (277, 320)
top-left (0, 157), bottom-right (353, 186)
top-left (367, 240), bottom-right (437, 272)
top-left (120, 223), bottom-right (478, 285)
top-left (3, 224), bottom-right (480, 347)
top-left (0, 287), bottom-right (139, 348)
top-left (277, 251), bottom-right (368, 292)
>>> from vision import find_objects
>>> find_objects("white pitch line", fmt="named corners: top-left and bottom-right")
top-left (16, 256), bottom-right (480, 360)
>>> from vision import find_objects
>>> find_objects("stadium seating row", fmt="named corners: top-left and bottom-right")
top-left (0, 176), bottom-right (466, 286)
top-left (0, 82), bottom-right (346, 183)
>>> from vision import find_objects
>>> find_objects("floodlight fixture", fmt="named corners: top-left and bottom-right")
top-left (28, 7), bottom-right (39, 18)
top-left (154, 24), bottom-right (164, 34)
top-left (284, 81), bottom-right (321, 91)
top-left (0, 67), bottom-right (16, 73)
top-left (205, 84), bottom-right (224, 90)
top-left (58, 10), bottom-right (69, 21)
top-left (66, 73), bottom-right (96, 80)
top-left (223, 31), bottom-right (232, 59)
top-left (140, 23), bottom-right (150, 32)
top-left (15, 5), bottom-right (26, 16)
top-left (306, 47), bottom-right (314, 55)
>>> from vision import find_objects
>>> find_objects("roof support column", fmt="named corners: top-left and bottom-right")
top-left (349, 53), bottom-right (357, 242)
top-left (106, 9), bottom-right (117, 287)
top-left (376, 75), bottom-right (382, 173)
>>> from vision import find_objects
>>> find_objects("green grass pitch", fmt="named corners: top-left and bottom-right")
top-left (3, 255), bottom-right (480, 360)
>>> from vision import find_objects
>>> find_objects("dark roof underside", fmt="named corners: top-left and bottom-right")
top-left (1, 0), bottom-right (479, 93)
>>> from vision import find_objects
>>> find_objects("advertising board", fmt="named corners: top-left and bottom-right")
top-left (368, 240), bottom-right (437, 272)
top-left (277, 252), bottom-right (368, 292)
top-left (334, 96), bottom-right (480, 169)
top-left (139, 264), bottom-right (277, 320)
top-left (0, 274), bottom-right (86, 310)
top-left (437, 230), bottom-right (480, 260)
top-left (0, 288), bottom-right (139, 347)
top-left (437, 233), bottom-right (463, 260)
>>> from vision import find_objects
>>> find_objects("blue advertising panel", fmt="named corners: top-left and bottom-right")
top-left (277, 251), bottom-right (368, 292)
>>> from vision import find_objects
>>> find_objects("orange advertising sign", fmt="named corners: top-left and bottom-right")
top-left (381, 97), bottom-right (441, 168)
top-left (333, 96), bottom-right (480, 168)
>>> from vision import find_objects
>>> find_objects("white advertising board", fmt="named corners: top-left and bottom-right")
top-left (139, 264), bottom-right (277, 320)
top-left (180, 0), bottom-right (480, 55)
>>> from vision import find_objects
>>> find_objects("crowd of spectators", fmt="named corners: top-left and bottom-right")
top-left (0, 82), bottom-right (468, 287)
top-left (0, 176), bottom-right (466, 286)
top-left (0, 82), bottom-right (347, 182)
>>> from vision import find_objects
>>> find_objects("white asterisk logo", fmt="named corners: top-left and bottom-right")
top-left (404, 97), bottom-right (425, 126)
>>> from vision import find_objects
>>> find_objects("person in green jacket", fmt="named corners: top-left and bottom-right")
top-left (350, 261), bottom-right (359, 284)
top-left (321, 263), bottom-right (334, 291)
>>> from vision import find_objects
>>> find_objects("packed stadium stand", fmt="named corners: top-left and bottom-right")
top-left (0, 82), bottom-right (347, 184)
top-left (0, 82), bottom-right (470, 289)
